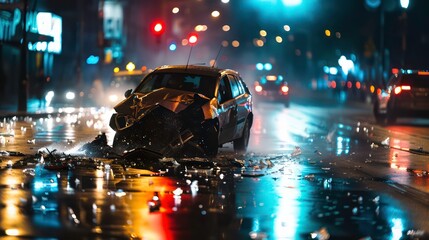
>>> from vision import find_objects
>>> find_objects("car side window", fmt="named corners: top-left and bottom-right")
top-left (218, 76), bottom-right (233, 103)
top-left (235, 76), bottom-right (246, 95)
top-left (228, 75), bottom-right (240, 98)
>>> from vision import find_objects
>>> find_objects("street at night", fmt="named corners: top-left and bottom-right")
top-left (2, 0), bottom-right (429, 239)
top-left (1, 94), bottom-right (429, 239)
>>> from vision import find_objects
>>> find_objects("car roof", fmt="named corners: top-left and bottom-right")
top-left (152, 65), bottom-right (240, 78)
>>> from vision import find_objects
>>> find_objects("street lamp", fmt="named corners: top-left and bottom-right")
top-left (400, 0), bottom-right (409, 8)
top-left (399, 0), bottom-right (409, 67)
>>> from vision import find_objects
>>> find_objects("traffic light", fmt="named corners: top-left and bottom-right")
top-left (188, 32), bottom-right (198, 45)
top-left (151, 20), bottom-right (165, 35)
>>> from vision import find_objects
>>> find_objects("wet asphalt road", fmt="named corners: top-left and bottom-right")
top-left (1, 99), bottom-right (429, 240)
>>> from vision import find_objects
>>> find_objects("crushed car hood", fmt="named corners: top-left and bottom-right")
top-left (114, 88), bottom-right (210, 116)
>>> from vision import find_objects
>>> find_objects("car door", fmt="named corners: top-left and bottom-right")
top-left (229, 75), bottom-right (250, 139)
top-left (217, 75), bottom-right (237, 144)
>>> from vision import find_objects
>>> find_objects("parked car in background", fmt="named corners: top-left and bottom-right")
top-left (253, 74), bottom-right (290, 107)
top-left (373, 69), bottom-right (429, 124)
top-left (109, 65), bottom-right (253, 157)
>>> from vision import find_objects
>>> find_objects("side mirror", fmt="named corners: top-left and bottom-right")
top-left (124, 89), bottom-right (133, 98)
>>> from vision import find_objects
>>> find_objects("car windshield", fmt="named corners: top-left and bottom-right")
top-left (134, 72), bottom-right (218, 98)
top-left (111, 73), bottom-right (144, 88)
top-left (401, 74), bottom-right (429, 88)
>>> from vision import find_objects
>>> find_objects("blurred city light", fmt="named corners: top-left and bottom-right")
top-left (323, 66), bottom-right (329, 74)
top-left (335, 32), bottom-right (341, 38)
top-left (365, 0), bottom-right (381, 9)
top-left (264, 63), bottom-right (273, 70)
top-left (282, 0), bottom-right (302, 6)
top-left (221, 0), bottom-right (230, 3)
top-left (222, 25), bottom-right (231, 32)
top-left (329, 67), bottom-right (338, 75)
top-left (254, 39), bottom-right (264, 47)
top-left (65, 91), bottom-right (76, 100)
top-left (151, 20), bottom-right (165, 35)
top-left (126, 62), bottom-right (136, 71)
top-left (259, 30), bottom-right (267, 37)
top-left (400, 0), bottom-right (409, 9)
top-left (232, 40), bottom-right (240, 47)
top-left (283, 25), bottom-right (291, 32)
top-left (154, 23), bottom-right (163, 32)
top-left (172, 7), bottom-right (179, 14)
top-left (275, 36), bottom-right (283, 43)
top-left (45, 91), bottom-right (54, 107)
top-left (169, 43), bottom-right (177, 51)
top-left (195, 25), bottom-right (208, 32)
top-left (324, 29), bottom-right (331, 37)
top-left (188, 33), bottom-right (198, 45)
top-left (86, 55), bottom-right (99, 65)
top-left (338, 55), bottom-right (354, 75)
top-left (211, 11), bottom-right (220, 18)
top-left (256, 63), bottom-right (264, 71)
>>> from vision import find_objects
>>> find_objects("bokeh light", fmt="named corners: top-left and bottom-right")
top-left (172, 7), bottom-right (179, 14)
top-left (222, 25), bottom-right (230, 32)
top-left (211, 10), bottom-right (220, 18)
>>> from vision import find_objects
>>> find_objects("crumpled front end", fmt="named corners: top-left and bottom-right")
top-left (110, 89), bottom-right (219, 157)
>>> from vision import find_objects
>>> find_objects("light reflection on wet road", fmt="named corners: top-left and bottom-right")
top-left (0, 102), bottom-right (429, 239)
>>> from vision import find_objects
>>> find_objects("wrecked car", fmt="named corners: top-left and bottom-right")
top-left (109, 65), bottom-right (253, 157)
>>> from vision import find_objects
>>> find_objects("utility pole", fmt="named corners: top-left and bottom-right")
top-left (379, 0), bottom-right (385, 86)
top-left (18, 0), bottom-right (28, 112)
top-left (76, 0), bottom-right (84, 107)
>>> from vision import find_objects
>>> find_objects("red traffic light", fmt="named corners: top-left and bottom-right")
top-left (188, 33), bottom-right (198, 45)
top-left (151, 20), bottom-right (165, 35)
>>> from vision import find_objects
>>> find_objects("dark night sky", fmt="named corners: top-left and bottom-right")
top-left (229, 0), bottom-right (429, 69)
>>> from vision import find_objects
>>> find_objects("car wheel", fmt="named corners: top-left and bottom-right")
top-left (233, 119), bottom-right (250, 154)
top-left (373, 102), bottom-right (386, 124)
top-left (386, 102), bottom-right (397, 125)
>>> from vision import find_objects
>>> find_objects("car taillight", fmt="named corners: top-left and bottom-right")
top-left (281, 85), bottom-right (289, 93)
top-left (394, 85), bottom-right (411, 95)
top-left (255, 85), bottom-right (263, 92)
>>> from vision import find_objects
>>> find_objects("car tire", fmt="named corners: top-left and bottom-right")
top-left (373, 102), bottom-right (386, 124)
top-left (386, 102), bottom-right (397, 125)
top-left (233, 119), bottom-right (250, 154)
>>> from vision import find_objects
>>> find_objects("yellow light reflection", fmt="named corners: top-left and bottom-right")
top-left (95, 177), bottom-right (104, 191)
top-left (5, 228), bottom-right (20, 236)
